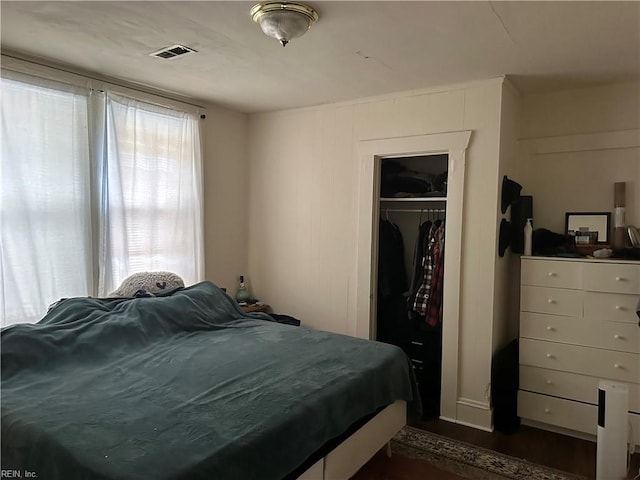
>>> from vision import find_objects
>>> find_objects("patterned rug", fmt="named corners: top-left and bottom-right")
top-left (392, 426), bottom-right (587, 480)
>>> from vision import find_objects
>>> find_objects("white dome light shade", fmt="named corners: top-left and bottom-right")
top-left (250, 2), bottom-right (319, 47)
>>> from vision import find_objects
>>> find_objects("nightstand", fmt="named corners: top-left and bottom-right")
top-left (241, 303), bottom-right (271, 313)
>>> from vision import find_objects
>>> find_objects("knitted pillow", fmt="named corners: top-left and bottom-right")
top-left (109, 271), bottom-right (185, 298)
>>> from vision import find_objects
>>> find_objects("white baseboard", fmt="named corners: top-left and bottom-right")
top-left (456, 397), bottom-right (493, 431)
top-left (437, 399), bottom-right (493, 432)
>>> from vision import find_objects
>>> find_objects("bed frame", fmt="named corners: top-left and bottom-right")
top-left (297, 400), bottom-right (406, 479)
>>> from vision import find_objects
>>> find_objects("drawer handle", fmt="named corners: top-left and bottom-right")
top-left (614, 334), bottom-right (624, 340)
top-left (546, 353), bottom-right (554, 359)
top-left (411, 359), bottom-right (424, 364)
top-left (547, 298), bottom-right (555, 304)
top-left (546, 379), bottom-right (553, 385)
top-left (614, 363), bottom-right (623, 369)
top-left (410, 341), bottom-right (424, 346)
top-left (547, 272), bottom-right (556, 277)
top-left (615, 276), bottom-right (626, 282)
top-left (614, 305), bottom-right (626, 311)
top-left (544, 408), bottom-right (551, 414)
top-left (546, 326), bottom-right (555, 331)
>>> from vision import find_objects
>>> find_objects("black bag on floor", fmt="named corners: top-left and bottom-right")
top-left (491, 338), bottom-right (520, 434)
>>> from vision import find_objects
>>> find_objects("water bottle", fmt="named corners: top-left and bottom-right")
top-left (524, 219), bottom-right (533, 256)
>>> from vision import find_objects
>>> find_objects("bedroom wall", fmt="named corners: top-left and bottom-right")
top-left (201, 105), bottom-right (250, 293)
top-left (247, 78), bottom-right (507, 430)
top-left (518, 82), bottom-right (640, 236)
top-left (491, 79), bottom-right (523, 355)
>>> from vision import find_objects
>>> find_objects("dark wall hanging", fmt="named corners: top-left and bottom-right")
top-left (499, 219), bottom-right (512, 257)
top-left (501, 176), bottom-right (523, 214)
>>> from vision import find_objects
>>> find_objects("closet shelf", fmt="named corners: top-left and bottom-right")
top-left (380, 197), bottom-right (446, 203)
top-left (384, 208), bottom-right (446, 214)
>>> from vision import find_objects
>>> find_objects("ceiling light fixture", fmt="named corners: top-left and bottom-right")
top-left (250, 2), bottom-right (319, 47)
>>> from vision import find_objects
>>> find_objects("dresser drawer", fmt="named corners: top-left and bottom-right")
top-left (520, 286), bottom-right (583, 317)
top-left (520, 338), bottom-right (639, 384)
top-left (583, 262), bottom-right (640, 294)
top-left (520, 365), bottom-right (640, 410)
top-left (518, 390), bottom-right (596, 435)
top-left (519, 391), bottom-right (640, 445)
top-left (584, 292), bottom-right (640, 324)
top-left (520, 312), bottom-right (639, 353)
top-left (521, 259), bottom-right (582, 289)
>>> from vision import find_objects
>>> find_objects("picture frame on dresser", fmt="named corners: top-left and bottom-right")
top-left (565, 212), bottom-right (611, 244)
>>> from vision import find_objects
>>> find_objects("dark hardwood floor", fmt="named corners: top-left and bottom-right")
top-left (353, 419), bottom-right (640, 480)
top-left (353, 448), bottom-right (462, 480)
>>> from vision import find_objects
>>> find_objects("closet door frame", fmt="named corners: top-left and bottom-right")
top-left (355, 130), bottom-right (471, 424)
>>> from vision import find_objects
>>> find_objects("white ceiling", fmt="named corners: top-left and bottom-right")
top-left (1, 1), bottom-right (639, 113)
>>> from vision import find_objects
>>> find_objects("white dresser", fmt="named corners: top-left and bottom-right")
top-left (518, 256), bottom-right (640, 445)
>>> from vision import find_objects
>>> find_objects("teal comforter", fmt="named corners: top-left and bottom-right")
top-left (1, 281), bottom-right (418, 480)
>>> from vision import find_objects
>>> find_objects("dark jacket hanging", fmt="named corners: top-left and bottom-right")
top-left (377, 219), bottom-right (410, 348)
top-left (377, 219), bottom-right (408, 297)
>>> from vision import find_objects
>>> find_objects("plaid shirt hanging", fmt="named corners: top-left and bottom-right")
top-left (425, 222), bottom-right (445, 326)
top-left (412, 223), bottom-right (438, 315)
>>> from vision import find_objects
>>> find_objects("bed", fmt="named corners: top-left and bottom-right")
top-left (1, 281), bottom-right (418, 479)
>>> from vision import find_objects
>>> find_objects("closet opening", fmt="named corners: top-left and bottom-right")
top-left (376, 154), bottom-right (448, 420)
top-left (356, 130), bottom-right (471, 426)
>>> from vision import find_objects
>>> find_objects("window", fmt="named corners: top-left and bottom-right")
top-left (103, 93), bottom-right (204, 295)
top-left (0, 70), bottom-right (203, 327)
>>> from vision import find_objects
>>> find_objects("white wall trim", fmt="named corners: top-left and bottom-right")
top-left (520, 129), bottom-right (640, 155)
top-left (355, 130), bottom-right (472, 424)
top-left (440, 398), bottom-right (494, 432)
top-left (455, 398), bottom-right (493, 431)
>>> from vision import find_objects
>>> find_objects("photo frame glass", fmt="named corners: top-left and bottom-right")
top-left (565, 212), bottom-right (611, 245)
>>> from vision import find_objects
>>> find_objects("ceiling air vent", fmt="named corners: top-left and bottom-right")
top-left (149, 44), bottom-right (197, 60)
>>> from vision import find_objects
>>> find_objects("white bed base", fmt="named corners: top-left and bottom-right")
top-left (297, 400), bottom-right (406, 480)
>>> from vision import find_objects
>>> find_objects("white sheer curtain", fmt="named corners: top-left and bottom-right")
top-left (101, 93), bottom-right (203, 294)
top-left (1, 70), bottom-right (204, 326)
top-left (1, 71), bottom-right (93, 325)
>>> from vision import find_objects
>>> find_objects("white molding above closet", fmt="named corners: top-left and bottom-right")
top-left (355, 130), bottom-right (472, 425)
